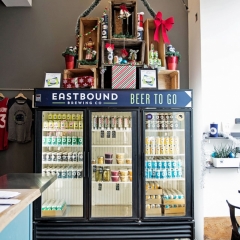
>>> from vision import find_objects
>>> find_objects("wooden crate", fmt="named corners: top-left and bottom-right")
top-left (63, 68), bottom-right (99, 89)
top-left (158, 70), bottom-right (180, 89)
top-left (78, 17), bottom-right (100, 68)
top-left (101, 39), bottom-right (145, 65)
top-left (144, 19), bottom-right (165, 67)
top-left (109, 0), bottom-right (137, 40)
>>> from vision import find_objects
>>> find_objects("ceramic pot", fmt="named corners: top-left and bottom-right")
top-left (166, 56), bottom-right (179, 70)
top-left (65, 55), bottom-right (75, 69)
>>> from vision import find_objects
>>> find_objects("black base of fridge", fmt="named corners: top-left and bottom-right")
top-left (33, 221), bottom-right (195, 239)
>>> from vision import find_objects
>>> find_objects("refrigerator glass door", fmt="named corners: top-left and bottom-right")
top-left (41, 111), bottom-right (84, 218)
top-left (91, 112), bottom-right (133, 218)
top-left (144, 111), bottom-right (186, 217)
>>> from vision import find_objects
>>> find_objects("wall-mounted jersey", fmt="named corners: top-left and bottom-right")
top-left (0, 97), bottom-right (9, 150)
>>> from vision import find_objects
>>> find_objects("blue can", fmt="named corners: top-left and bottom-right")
top-left (172, 169), bottom-right (177, 178)
top-left (178, 194), bottom-right (184, 199)
top-left (155, 169), bottom-right (160, 179)
top-left (177, 168), bottom-right (183, 178)
top-left (163, 195), bottom-right (169, 200)
top-left (177, 159), bottom-right (182, 168)
top-left (145, 161), bottom-right (148, 169)
top-left (161, 161), bottom-right (167, 169)
top-left (152, 169), bottom-right (156, 178)
top-left (167, 169), bottom-right (172, 179)
top-left (146, 160), bottom-right (152, 169)
top-left (171, 160), bottom-right (177, 168)
top-left (152, 160), bottom-right (157, 169)
top-left (145, 169), bottom-right (148, 178)
top-left (157, 160), bottom-right (161, 169)
top-left (166, 160), bottom-right (172, 169)
top-left (147, 168), bottom-right (153, 178)
top-left (160, 169), bottom-right (167, 179)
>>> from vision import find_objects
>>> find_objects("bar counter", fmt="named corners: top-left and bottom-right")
top-left (0, 173), bottom-right (57, 235)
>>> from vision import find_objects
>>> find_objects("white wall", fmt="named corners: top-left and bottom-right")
top-left (189, 0), bottom-right (240, 238)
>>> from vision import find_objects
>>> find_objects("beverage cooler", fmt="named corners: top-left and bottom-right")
top-left (33, 88), bottom-right (194, 240)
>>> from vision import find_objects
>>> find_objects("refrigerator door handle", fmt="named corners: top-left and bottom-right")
top-left (83, 152), bottom-right (89, 178)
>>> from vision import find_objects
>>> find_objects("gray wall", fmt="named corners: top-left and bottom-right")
top-left (0, 0), bottom-right (188, 175)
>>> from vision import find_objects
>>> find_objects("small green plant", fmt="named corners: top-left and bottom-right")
top-left (212, 144), bottom-right (237, 158)
top-left (165, 45), bottom-right (181, 62)
top-left (62, 46), bottom-right (77, 57)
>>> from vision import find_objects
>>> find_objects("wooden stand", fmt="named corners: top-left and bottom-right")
top-left (158, 70), bottom-right (180, 89)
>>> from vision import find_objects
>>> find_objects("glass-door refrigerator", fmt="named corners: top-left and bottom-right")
top-left (33, 88), bottom-right (194, 240)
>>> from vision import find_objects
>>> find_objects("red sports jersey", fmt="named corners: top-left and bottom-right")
top-left (0, 97), bottom-right (9, 150)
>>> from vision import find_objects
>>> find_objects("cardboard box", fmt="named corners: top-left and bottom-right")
top-left (112, 65), bottom-right (136, 89)
top-left (63, 68), bottom-right (98, 89)
top-left (109, 0), bottom-right (137, 40)
top-left (42, 204), bottom-right (66, 217)
top-left (158, 70), bottom-right (180, 89)
top-left (145, 189), bottom-right (163, 196)
top-left (164, 207), bottom-right (185, 214)
top-left (144, 19), bottom-right (165, 67)
top-left (78, 17), bottom-right (100, 68)
top-left (146, 208), bottom-right (162, 215)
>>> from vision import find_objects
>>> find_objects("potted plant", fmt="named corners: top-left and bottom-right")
top-left (62, 46), bottom-right (77, 69)
top-left (211, 144), bottom-right (240, 167)
top-left (165, 45), bottom-right (181, 70)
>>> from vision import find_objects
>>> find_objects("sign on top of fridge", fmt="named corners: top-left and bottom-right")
top-left (34, 89), bottom-right (192, 108)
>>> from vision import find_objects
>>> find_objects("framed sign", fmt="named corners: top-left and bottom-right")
top-left (44, 73), bottom-right (61, 88)
top-left (139, 68), bottom-right (158, 89)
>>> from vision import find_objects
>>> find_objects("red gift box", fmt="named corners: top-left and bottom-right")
top-left (62, 76), bottom-right (94, 88)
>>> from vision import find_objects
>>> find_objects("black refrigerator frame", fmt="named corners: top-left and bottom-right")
top-left (33, 88), bottom-right (195, 240)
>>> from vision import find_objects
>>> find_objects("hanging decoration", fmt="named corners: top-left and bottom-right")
top-left (105, 43), bottom-right (114, 64)
top-left (75, 0), bottom-right (156, 36)
top-left (154, 11), bottom-right (174, 44)
top-left (118, 4), bottom-right (131, 19)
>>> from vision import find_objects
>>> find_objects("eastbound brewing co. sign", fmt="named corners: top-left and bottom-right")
top-left (34, 89), bottom-right (192, 108)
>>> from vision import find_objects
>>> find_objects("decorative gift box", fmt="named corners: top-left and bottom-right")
top-left (62, 76), bottom-right (94, 88)
top-left (112, 65), bottom-right (136, 89)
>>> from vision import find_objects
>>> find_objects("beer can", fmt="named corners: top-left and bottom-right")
top-left (146, 120), bottom-right (150, 129)
top-left (75, 114), bottom-right (80, 121)
top-left (155, 169), bottom-right (160, 179)
top-left (161, 160), bottom-right (167, 169)
top-left (160, 137), bottom-right (165, 145)
top-left (54, 121), bottom-right (60, 129)
top-left (157, 160), bottom-right (161, 169)
top-left (169, 145), bottom-right (174, 154)
top-left (167, 169), bottom-right (172, 179)
top-left (171, 160), bottom-right (177, 168)
top-left (160, 145), bottom-right (165, 155)
top-left (57, 113), bottom-right (62, 120)
top-left (52, 152), bottom-right (57, 161)
top-left (164, 136), bottom-right (169, 145)
top-left (152, 160), bottom-right (157, 168)
top-left (57, 152), bottom-right (62, 162)
top-left (43, 121), bottom-right (48, 129)
top-left (145, 137), bottom-right (150, 145)
top-left (147, 168), bottom-right (152, 178)
top-left (146, 160), bottom-right (152, 168)
top-left (60, 120), bottom-right (67, 129)
top-left (72, 167), bottom-right (77, 178)
top-left (72, 113), bottom-right (76, 121)
top-left (67, 136), bottom-right (72, 145)
top-left (117, 116), bottom-right (123, 129)
top-left (66, 114), bottom-right (72, 121)
top-left (48, 120), bottom-right (53, 129)
top-left (52, 168), bottom-right (57, 176)
top-left (146, 204), bottom-right (151, 210)
top-left (168, 120), bottom-right (173, 130)
top-left (152, 169), bottom-right (156, 178)
top-left (155, 137), bottom-right (161, 145)
top-left (78, 152), bottom-right (83, 161)
top-left (155, 204), bottom-right (161, 208)
top-left (160, 169), bottom-right (166, 179)
top-left (77, 137), bottom-right (83, 145)
top-left (173, 119), bottom-right (180, 129)
top-left (62, 152), bottom-right (68, 162)
top-left (62, 168), bottom-right (67, 178)
top-left (67, 168), bottom-right (72, 178)
top-left (62, 113), bottom-right (67, 120)
top-left (159, 121), bottom-right (164, 130)
top-left (98, 115), bottom-right (103, 129)
top-left (73, 152), bottom-right (78, 161)
top-left (150, 146), bottom-right (155, 155)
top-left (150, 120), bottom-right (156, 130)
top-left (174, 136), bottom-right (179, 145)
top-left (110, 116), bottom-right (116, 129)
top-left (123, 116), bottom-right (129, 129)
top-left (68, 152), bottom-right (73, 161)
top-left (165, 145), bottom-right (169, 154)
top-left (53, 113), bottom-right (58, 120)
top-left (62, 136), bottom-right (67, 145)
top-left (145, 144), bottom-right (150, 155)
top-left (46, 136), bottom-right (52, 145)
top-left (42, 152), bottom-right (47, 161)
top-left (156, 145), bottom-right (161, 155)
top-left (177, 168), bottom-right (183, 178)
top-left (163, 121), bottom-right (168, 130)
top-left (52, 136), bottom-right (57, 145)
top-left (57, 168), bottom-right (62, 178)
top-left (74, 121), bottom-right (79, 129)
top-left (42, 136), bottom-right (47, 145)
top-left (68, 121), bottom-right (74, 129)
top-left (72, 136), bottom-right (77, 145)
top-left (92, 115), bottom-right (97, 129)
top-left (104, 116), bottom-right (110, 129)
top-left (48, 113), bottom-right (53, 120)
top-left (172, 169), bottom-right (177, 178)
top-left (174, 145), bottom-right (180, 154)
top-left (150, 138), bottom-right (155, 147)
top-left (166, 160), bottom-right (172, 169)
top-left (177, 159), bottom-right (182, 168)
top-left (146, 195), bottom-right (150, 200)
top-left (79, 121), bottom-right (83, 129)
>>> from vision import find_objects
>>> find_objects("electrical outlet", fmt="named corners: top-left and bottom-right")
top-left (222, 122), bottom-right (230, 133)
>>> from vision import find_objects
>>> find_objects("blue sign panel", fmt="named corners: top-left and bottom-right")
top-left (34, 89), bottom-right (192, 108)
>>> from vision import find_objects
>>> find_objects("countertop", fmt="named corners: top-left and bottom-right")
top-left (0, 173), bottom-right (57, 232)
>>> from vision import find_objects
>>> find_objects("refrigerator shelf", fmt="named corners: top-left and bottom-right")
top-left (92, 181), bottom-right (132, 184)
top-left (92, 164), bottom-right (132, 167)
top-left (42, 161), bottom-right (83, 165)
top-left (145, 129), bottom-right (185, 132)
top-left (145, 154), bottom-right (185, 157)
top-left (43, 129), bottom-right (83, 132)
top-left (92, 129), bottom-right (132, 132)
top-left (146, 178), bottom-right (185, 181)
top-left (43, 145), bottom-right (83, 147)
top-left (92, 145), bottom-right (132, 147)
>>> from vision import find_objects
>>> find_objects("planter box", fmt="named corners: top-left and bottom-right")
top-left (212, 157), bottom-right (240, 168)
top-left (109, 0), bottom-right (137, 40)
top-left (78, 17), bottom-right (100, 68)
top-left (144, 19), bottom-right (165, 67)
top-left (158, 70), bottom-right (180, 89)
